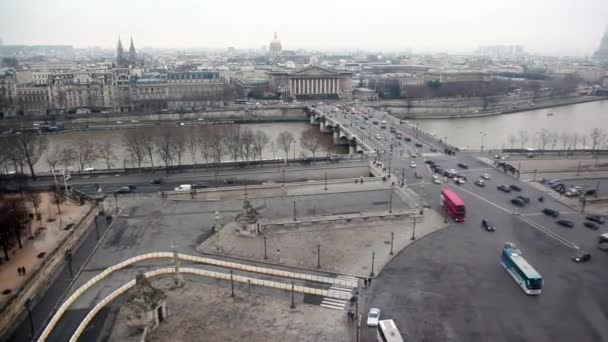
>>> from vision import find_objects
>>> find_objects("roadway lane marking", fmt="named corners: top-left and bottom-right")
top-left (520, 211), bottom-right (579, 217)
top-left (449, 185), bottom-right (579, 249)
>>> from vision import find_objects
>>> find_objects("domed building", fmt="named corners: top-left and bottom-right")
top-left (269, 32), bottom-right (282, 54)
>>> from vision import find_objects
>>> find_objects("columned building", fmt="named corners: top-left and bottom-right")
top-left (268, 66), bottom-right (352, 100)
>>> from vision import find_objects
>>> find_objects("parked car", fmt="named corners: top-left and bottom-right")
top-left (565, 188), bottom-right (581, 197)
top-left (375, 134), bottom-right (381, 140)
top-left (367, 308), bottom-right (381, 327)
top-left (542, 208), bottom-right (560, 217)
top-left (557, 220), bottom-right (574, 228)
top-left (509, 184), bottom-right (522, 192)
top-left (511, 198), bottom-right (525, 207)
top-left (474, 179), bottom-right (485, 187)
top-left (410, 161), bottom-right (416, 168)
top-left (114, 186), bottom-right (132, 194)
top-left (497, 185), bottom-right (512, 193)
top-left (482, 219), bottom-right (495, 232)
top-left (432, 175), bottom-right (441, 184)
top-left (584, 221), bottom-right (599, 230)
top-left (433, 167), bottom-right (443, 174)
top-left (572, 252), bottom-right (591, 263)
top-left (481, 173), bottom-right (491, 180)
top-left (586, 215), bottom-right (605, 224)
top-left (515, 195), bottom-right (530, 204)
top-left (584, 189), bottom-right (597, 196)
top-left (457, 163), bottom-right (469, 169)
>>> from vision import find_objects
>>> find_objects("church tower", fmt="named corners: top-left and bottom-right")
top-left (129, 36), bottom-right (138, 65)
top-left (593, 26), bottom-right (608, 65)
top-left (117, 36), bottom-right (125, 65)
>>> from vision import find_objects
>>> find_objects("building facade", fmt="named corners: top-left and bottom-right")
top-left (268, 66), bottom-right (352, 100)
top-left (166, 71), bottom-right (232, 110)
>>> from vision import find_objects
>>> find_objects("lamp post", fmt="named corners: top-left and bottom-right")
top-left (411, 217), bottom-right (417, 240)
top-left (230, 269), bottom-right (235, 297)
top-left (290, 281), bottom-right (296, 309)
top-left (388, 183), bottom-right (394, 214)
top-left (317, 243), bottom-right (321, 269)
top-left (293, 200), bottom-right (296, 221)
top-left (390, 232), bottom-right (394, 255)
top-left (65, 249), bottom-right (73, 278)
top-left (480, 131), bottom-right (487, 155)
top-left (370, 251), bottom-right (375, 277)
top-left (263, 236), bottom-right (268, 260)
top-left (24, 298), bottom-right (35, 337)
top-left (324, 171), bottom-right (328, 191)
top-left (93, 215), bottom-right (100, 240)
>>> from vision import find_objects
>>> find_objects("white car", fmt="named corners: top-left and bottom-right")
top-left (481, 173), bottom-right (491, 180)
top-left (410, 161), bottom-right (416, 168)
top-left (130, 119), bottom-right (139, 123)
top-left (84, 167), bottom-right (96, 172)
top-left (375, 134), bottom-right (381, 140)
top-left (432, 175), bottom-right (441, 184)
top-left (455, 177), bottom-right (466, 184)
top-left (367, 308), bottom-right (381, 327)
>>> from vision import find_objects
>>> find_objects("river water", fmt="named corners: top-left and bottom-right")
top-left (37, 122), bottom-right (347, 173)
top-left (413, 100), bottom-right (608, 150)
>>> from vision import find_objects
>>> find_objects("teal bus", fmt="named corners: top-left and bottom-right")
top-left (501, 242), bottom-right (543, 295)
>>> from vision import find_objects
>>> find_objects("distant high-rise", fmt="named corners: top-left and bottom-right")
top-left (593, 26), bottom-right (608, 64)
top-left (269, 32), bottom-right (282, 54)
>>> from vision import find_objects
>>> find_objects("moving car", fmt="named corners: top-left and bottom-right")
top-left (114, 186), bottom-right (132, 194)
top-left (497, 185), bottom-right (512, 193)
top-left (556, 220), bottom-right (574, 228)
top-left (367, 308), bottom-right (381, 327)
top-left (586, 215), bottom-right (605, 224)
top-left (474, 179), bottom-right (485, 187)
top-left (584, 189), bottom-right (597, 196)
top-left (415, 143), bottom-right (423, 147)
top-left (481, 173), bottom-right (491, 180)
top-left (542, 208), bottom-right (559, 217)
top-left (404, 137), bottom-right (411, 142)
top-left (432, 175), bottom-right (441, 184)
top-left (572, 252), bottom-right (591, 263)
top-left (482, 219), bottom-right (495, 232)
top-left (425, 160), bottom-right (435, 165)
top-left (150, 179), bottom-right (163, 184)
top-left (174, 184), bottom-right (192, 191)
top-left (454, 177), bottom-right (466, 185)
top-left (599, 233), bottom-right (608, 244)
top-left (510, 198), bottom-right (525, 207)
top-left (375, 134), bottom-right (381, 140)
top-left (509, 184), bottom-right (522, 192)
top-left (410, 161), bottom-right (416, 168)
top-left (584, 221), bottom-right (599, 230)
top-left (457, 163), bottom-right (469, 169)
top-left (515, 195), bottom-right (530, 204)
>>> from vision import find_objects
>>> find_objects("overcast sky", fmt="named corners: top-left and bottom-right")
top-left (1, 0), bottom-right (607, 56)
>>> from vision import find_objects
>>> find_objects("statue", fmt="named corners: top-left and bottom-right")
top-left (234, 198), bottom-right (262, 235)
top-left (124, 271), bottom-right (168, 333)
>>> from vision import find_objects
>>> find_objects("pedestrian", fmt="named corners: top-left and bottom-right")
top-left (22, 266), bottom-right (26, 275)
top-left (368, 277), bottom-right (372, 286)
top-left (363, 278), bottom-right (368, 288)
top-left (17, 267), bottom-right (21, 276)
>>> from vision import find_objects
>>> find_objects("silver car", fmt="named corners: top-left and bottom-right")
top-left (367, 308), bottom-right (381, 327)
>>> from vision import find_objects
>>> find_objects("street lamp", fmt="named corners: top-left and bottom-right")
top-left (370, 251), bottom-right (376, 277)
top-left (480, 131), bottom-right (487, 155)
top-left (65, 249), bottom-right (74, 278)
top-left (263, 236), bottom-right (268, 260)
top-left (411, 217), bottom-right (417, 240)
top-left (390, 232), bottom-right (394, 255)
top-left (24, 298), bottom-right (35, 337)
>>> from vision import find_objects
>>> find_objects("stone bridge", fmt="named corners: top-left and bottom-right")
top-left (305, 105), bottom-right (375, 155)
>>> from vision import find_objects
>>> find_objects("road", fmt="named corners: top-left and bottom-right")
top-left (318, 104), bottom-right (608, 342)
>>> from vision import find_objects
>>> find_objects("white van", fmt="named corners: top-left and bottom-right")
top-left (174, 184), bottom-right (192, 191)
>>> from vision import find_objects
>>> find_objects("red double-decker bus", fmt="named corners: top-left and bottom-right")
top-left (441, 188), bottom-right (466, 222)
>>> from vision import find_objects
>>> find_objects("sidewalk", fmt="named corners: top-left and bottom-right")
top-left (197, 208), bottom-right (447, 278)
top-left (0, 193), bottom-right (91, 307)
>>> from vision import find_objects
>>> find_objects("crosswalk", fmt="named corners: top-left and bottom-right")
top-left (320, 275), bottom-right (359, 310)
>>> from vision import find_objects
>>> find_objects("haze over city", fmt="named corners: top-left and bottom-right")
top-left (1, 0), bottom-right (608, 55)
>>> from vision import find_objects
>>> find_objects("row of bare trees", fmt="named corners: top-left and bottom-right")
top-left (0, 132), bottom-right (48, 179)
top-left (506, 128), bottom-right (607, 150)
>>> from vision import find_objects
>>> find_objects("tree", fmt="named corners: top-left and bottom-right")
top-left (507, 134), bottom-right (517, 149)
top-left (154, 128), bottom-right (175, 172)
top-left (517, 130), bottom-right (529, 149)
top-left (549, 132), bottom-right (559, 150)
top-left (140, 130), bottom-right (156, 169)
top-left (224, 125), bottom-right (242, 162)
top-left (277, 131), bottom-right (295, 162)
top-left (15, 132), bottom-right (48, 180)
top-left (123, 130), bottom-right (145, 170)
top-left (45, 146), bottom-right (62, 173)
top-left (527, 81), bottom-right (542, 102)
top-left (571, 132), bottom-right (580, 149)
top-left (240, 128), bottom-right (255, 163)
top-left (59, 147), bottom-right (76, 171)
top-left (197, 126), bottom-right (212, 165)
top-left (537, 129), bottom-right (551, 151)
top-left (99, 141), bottom-right (116, 170)
top-left (172, 129), bottom-right (187, 166)
top-left (300, 128), bottom-right (322, 158)
top-left (269, 141), bottom-right (277, 159)
top-left (25, 190), bottom-right (42, 236)
top-left (252, 130), bottom-right (270, 162)
top-left (73, 140), bottom-right (98, 172)
top-left (186, 126), bottom-right (199, 166)
top-left (589, 128), bottom-right (607, 151)
top-left (559, 132), bottom-right (571, 150)
top-left (0, 197), bottom-right (29, 259)
top-left (581, 135), bottom-right (588, 150)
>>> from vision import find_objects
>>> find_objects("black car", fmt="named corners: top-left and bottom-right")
top-left (114, 186), bottom-right (132, 194)
top-left (586, 215), bottom-right (605, 224)
top-left (404, 137), bottom-right (411, 142)
top-left (572, 252), bottom-right (591, 263)
top-left (474, 179), bottom-right (485, 187)
top-left (415, 143), bottom-right (423, 148)
top-left (584, 221), bottom-right (599, 230)
top-left (457, 163), bottom-right (469, 169)
top-left (150, 178), bottom-right (163, 184)
top-left (511, 198), bottom-right (525, 207)
top-left (509, 184), bottom-right (522, 192)
top-left (429, 147), bottom-right (438, 152)
top-left (497, 185), bottom-right (512, 193)
top-left (434, 167), bottom-right (443, 174)
top-left (482, 219), bottom-right (495, 232)
top-left (425, 160), bottom-right (435, 165)
top-left (584, 189), bottom-right (597, 197)
top-left (557, 220), bottom-right (574, 228)
top-left (128, 185), bottom-right (137, 190)
top-left (515, 195), bottom-right (530, 204)
top-left (192, 183), bottom-right (208, 189)
top-left (542, 208), bottom-right (559, 217)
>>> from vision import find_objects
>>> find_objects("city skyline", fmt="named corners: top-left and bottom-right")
top-left (1, 0), bottom-right (608, 56)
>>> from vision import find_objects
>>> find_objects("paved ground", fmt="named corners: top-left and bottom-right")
top-left (110, 275), bottom-right (354, 342)
top-left (359, 154), bottom-right (608, 342)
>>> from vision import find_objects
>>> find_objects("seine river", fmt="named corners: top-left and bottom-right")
top-left (413, 100), bottom-right (608, 150)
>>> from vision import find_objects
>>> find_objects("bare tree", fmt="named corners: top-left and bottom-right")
top-left (123, 130), bottom-right (145, 170)
top-left (269, 141), bottom-right (277, 159)
top-left (277, 131), bottom-right (295, 162)
top-left (139, 130), bottom-right (156, 168)
top-left (59, 147), bottom-right (76, 171)
top-left (154, 128), bottom-right (175, 172)
top-left (99, 141), bottom-right (116, 170)
top-left (559, 132), bottom-right (571, 150)
top-left (73, 140), bottom-right (98, 172)
top-left (3, 136), bottom-right (27, 173)
top-left (252, 130), bottom-right (270, 162)
top-left (173, 129), bottom-right (186, 166)
top-left (25, 190), bottom-right (42, 235)
top-left (240, 128), bottom-right (255, 163)
top-left (197, 126), bottom-right (212, 165)
top-left (186, 126), bottom-right (199, 166)
top-left (506, 134), bottom-right (517, 149)
top-left (572, 132), bottom-right (580, 149)
top-left (224, 125), bottom-right (242, 162)
top-left (517, 130), bottom-right (529, 149)
top-left (581, 134), bottom-right (588, 149)
top-left (300, 127), bottom-right (323, 158)
top-left (549, 131), bottom-right (559, 150)
top-left (15, 132), bottom-right (48, 179)
top-left (537, 129), bottom-right (551, 151)
top-left (45, 146), bottom-right (62, 173)
top-left (589, 128), bottom-right (607, 151)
